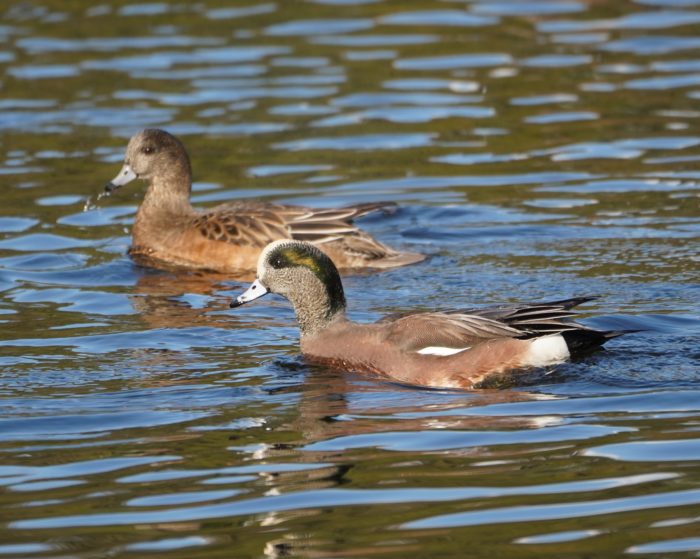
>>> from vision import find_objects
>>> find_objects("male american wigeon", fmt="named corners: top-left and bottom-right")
top-left (231, 240), bottom-right (627, 389)
top-left (105, 129), bottom-right (424, 274)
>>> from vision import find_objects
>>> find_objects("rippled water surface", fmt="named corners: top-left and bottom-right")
top-left (1, 0), bottom-right (700, 557)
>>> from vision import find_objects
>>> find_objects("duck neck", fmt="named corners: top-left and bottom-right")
top-left (288, 277), bottom-right (347, 338)
top-left (140, 157), bottom-right (194, 217)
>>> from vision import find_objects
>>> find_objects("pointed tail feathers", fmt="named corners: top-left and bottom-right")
top-left (343, 202), bottom-right (398, 219)
top-left (561, 328), bottom-right (637, 355)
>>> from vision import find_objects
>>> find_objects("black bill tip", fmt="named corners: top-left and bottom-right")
top-left (230, 299), bottom-right (244, 308)
top-left (104, 182), bottom-right (118, 193)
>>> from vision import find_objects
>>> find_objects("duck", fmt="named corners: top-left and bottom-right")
top-left (230, 239), bottom-right (627, 389)
top-left (105, 129), bottom-right (425, 274)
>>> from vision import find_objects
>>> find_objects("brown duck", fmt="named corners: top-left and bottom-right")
top-left (231, 240), bottom-right (628, 390)
top-left (105, 129), bottom-right (425, 274)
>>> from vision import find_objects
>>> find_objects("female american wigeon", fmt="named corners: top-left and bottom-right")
top-left (231, 240), bottom-right (626, 389)
top-left (105, 129), bottom-right (425, 274)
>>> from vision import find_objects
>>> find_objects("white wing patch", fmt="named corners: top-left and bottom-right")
top-left (417, 346), bottom-right (471, 356)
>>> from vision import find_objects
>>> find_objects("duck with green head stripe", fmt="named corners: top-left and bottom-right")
top-left (232, 240), bottom-right (630, 389)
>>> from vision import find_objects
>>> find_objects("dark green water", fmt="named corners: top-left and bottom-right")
top-left (1, 0), bottom-right (699, 557)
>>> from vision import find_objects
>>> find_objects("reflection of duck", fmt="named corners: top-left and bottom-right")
top-left (115, 269), bottom-right (235, 377)
top-left (105, 129), bottom-right (424, 276)
top-left (242, 363), bottom-right (563, 557)
top-left (272, 359), bottom-right (550, 443)
top-left (129, 268), bottom-right (237, 330)
top-left (232, 240), bottom-right (628, 390)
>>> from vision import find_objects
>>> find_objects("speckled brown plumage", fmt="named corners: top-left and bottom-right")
top-left (105, 129), bottom-right (425, 275)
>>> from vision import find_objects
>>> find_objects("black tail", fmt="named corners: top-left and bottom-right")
top-left (561, 328), bottom-right (632, 355)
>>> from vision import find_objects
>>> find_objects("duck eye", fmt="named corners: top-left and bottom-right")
top-left (271, 256), bottom-right (284, 269)
top-left (142, 146), bottom-right (155, 155)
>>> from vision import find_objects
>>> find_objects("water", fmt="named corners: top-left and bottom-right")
top-left (1, 0), bottom-right (699, 557)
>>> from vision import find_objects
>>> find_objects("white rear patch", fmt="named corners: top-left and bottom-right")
top-left (525, 335), bottom-right (570, 367)
top-left (417, 346), bottom-right (470, 356)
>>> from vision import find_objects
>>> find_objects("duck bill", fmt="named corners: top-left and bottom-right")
top-left (230, 279), bottom-right (269, 308)
top-left (105, 163), bottom-right (137, 192)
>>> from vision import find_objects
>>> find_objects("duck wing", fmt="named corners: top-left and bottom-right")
top-left (193, 201), bottom-right (395, 247)
top-left (381, 312), bottom-right (522, 354)
top-left (284, 202), bottom-right (396, 245)
top-left (193, 202), bottom-right (291, 247)
top-left (379, 298), bottom-right (609, 355)
top-left (452, 297), bottom-right (597, 337)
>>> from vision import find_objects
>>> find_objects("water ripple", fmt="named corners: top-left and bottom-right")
top-left (0, 412), bottom-right (210, 441)
top-left (379, 10), bottom-right (498, 27)
top-left (474, 1), bottom-right (584, 15)
top-left (405, 487), bottom-right (700, 529)
top-left (10, 473), bottom-right (675, 529)
top-left (0, 456), bottom-right (180, 486)
top-left (312, 33), bottom-right (438, 46)
top-left (395, 53), bottom-right (513, 70)
top-left (627, 537), bottom-right (700, 554)
top-left (274, 133), bottom-right (435, 151)
top-left (205, 3), bottom-right (276, 20)
top-left (265, 18), bottom-right (373, 36)
top-left (16, 36), bottom-right (222, 53)
top-left (303, 424), bottom-right (634, 452)
top-left (585, 438), bottom-right (700, 461)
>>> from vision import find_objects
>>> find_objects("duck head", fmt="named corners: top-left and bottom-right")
top-left (105, 129), bottom-right (192, 195)
top-left (231, 240), bottom-right (347, 336)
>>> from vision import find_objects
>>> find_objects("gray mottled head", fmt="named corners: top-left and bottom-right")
top-left (105, 129), bottom-right (192, 195)
top-left (231, 240), bottom-right (346, 336)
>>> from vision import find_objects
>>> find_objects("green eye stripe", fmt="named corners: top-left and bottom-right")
top-left (276, 246), bottom-right (326, 281)
top-left (284, 250), bottom-right (321, 274)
